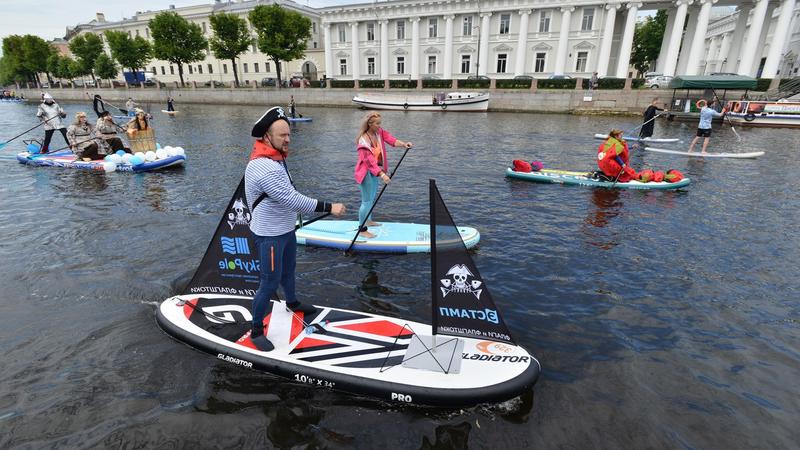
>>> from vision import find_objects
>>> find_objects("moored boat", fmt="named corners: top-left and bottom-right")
top-left (725, 100), bottom-right (800, 128)
top-left (352, 92), bottom-right (489, 111)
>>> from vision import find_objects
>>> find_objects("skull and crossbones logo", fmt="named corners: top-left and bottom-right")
top-left (227, 198), bottom-right (251, 229)
top-left (440, 264), bottom-right (483, 299)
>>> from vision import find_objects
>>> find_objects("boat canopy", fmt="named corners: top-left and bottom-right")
top-left (668, 75), bottom-right (757, 90)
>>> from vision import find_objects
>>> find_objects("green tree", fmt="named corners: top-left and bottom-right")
top-left (104, 30), bottom-right (152, 73)
top-left (0, 57), bottom-right (18, 85)
top-left (1, 36), bottom-right (27, 83)
top-left (249, 4), bottom-right (311, 88)
top-left (1, 35), bottom-right (54, 85)
top-left (209, 12), bottom-right (251, 87)
top-left (94, 53), bottom-right (118, 81)
top-left (631, 10), bottom-right (668, 76)
top-left (149, 12), bottom-right (207, 86)
top-left (69, 33), bottom-right (104, 83)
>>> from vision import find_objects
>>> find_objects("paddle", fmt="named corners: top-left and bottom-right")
top-left (628, 111), bottom-right (666, 139)
top-left (296, 212), bottom-right (330, 229)
top-left (85, 92), bottom-right (129, 115)
top-left (344, 146), bottom-right (412, 255)
top-left (0, 115), bottom-right (60, 150)
top-left (710, 88), bottom-right (742, 142)
top-left (33, 134), bottom-right (104, 157)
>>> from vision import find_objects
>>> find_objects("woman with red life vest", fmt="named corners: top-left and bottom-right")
top-left (597, 129), bottom-right (636, 182)
top-left (354, 111), bottom-right (413, 239)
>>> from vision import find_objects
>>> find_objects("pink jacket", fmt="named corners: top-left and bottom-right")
top-left (354, 128), bottom-right (397, 184)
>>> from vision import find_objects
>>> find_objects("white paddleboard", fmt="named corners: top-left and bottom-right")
top-left (644, 147), bottom-right (765, 159)
top-left (594, 134), bottom-right (680, 143)
top-left (162, 110), bottom-right (178, 114)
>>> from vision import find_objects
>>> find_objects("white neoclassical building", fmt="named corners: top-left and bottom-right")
top-left (703, 1), bottom-right (800, 77)
top-left (60, 0), bottom-right (799, 85)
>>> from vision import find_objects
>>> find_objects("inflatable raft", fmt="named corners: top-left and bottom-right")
top-left (296, 220), bottom-right (480, 253)
top-left (506, 168), bottom-right (690, 190)
top-left (17, 149), bottom-right (185, 173)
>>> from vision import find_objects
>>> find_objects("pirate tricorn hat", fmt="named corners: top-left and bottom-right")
top-left (251, 106), bottom-right (289, 137)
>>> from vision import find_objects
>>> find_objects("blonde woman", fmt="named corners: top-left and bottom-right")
top-left (67, 112), bottom-right (104, 160)
top-left (353, 111), bottom-right (413, 238)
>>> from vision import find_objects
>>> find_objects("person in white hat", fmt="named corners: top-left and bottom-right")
top-left (245, 106), bottom-right (345, 351)
top-left (36, 93), bottom-right (68, 153)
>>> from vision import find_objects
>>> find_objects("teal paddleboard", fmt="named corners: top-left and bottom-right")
top-left (296, 220), bottom-right (480, 253)
top-left (505, 168), bottom-right (691, 190)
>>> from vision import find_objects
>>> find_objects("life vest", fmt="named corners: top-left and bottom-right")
top-left (665, 169), bottom-right (684, 183)
top-left (637, 169), bottom-right (654, 182)
top-left (512, 160), bottom-right (532, 172)
top-left (597, 137), bottom-right (635, 181)
top-left (652, 171), bottom-right (665, 182)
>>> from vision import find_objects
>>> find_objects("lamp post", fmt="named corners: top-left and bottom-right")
top-left (474, 25), bottom-right (480, 77)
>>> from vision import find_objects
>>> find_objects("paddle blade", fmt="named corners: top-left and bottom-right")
top-left (0, 142), bottom-right (6, 151)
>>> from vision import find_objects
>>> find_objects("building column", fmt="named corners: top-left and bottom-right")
top-left (350, 22), bottom-right (360, 80)
top-left (323, 24), bottom-right (333, 79)
top-left (715, 32), bottom-right (732, 72)
top-left (554, 7), bottom-right (575, 75)
top-left (479, 13), bottom-right (492, 76)
top-left (657, 7), bottom-right (678, 73)
top-left (380, 20), bottom-right (389, 79)
top-left (443, 15), bottom-right (455, 79)
top-left (705, 36), bottom-right (719, 75)
top-left (684, 0), bottom-right (717, 75)
top-left (514, 10), bottom-right (532, 76)
top-left (763, 0), bottom-right (797, 77)
top-left (411, 17), bottom-right (421, 79)
top-left (725, 5), bottom-right (752, 72)
top-left (663, 0), bottom-right (691, 76)
top-left (676, 5), bottom-right (700, 74)
top-left (750, 2), bottom-right (778, 76)
top-left (597, 3), bottom-right (621, 77)
top-left (616, 2), bottom-right (642, 77)
top-left (738, 0), bottom-right (771, 75)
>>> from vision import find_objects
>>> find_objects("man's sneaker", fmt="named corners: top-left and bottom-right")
top-left (288, 302), bottom-right (318, 316)
top-left (251, 334), bottom-right (274, 352)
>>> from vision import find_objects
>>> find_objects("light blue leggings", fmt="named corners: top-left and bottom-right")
top-left (358, 173), bottom-right (379, 227)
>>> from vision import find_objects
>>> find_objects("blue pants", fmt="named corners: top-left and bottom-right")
top-left (251, 231), bottom-right (297, 330)
top-left (358, 173), bottom-right (379, 226)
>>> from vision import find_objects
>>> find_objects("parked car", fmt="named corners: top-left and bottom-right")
top-left (85, 79), bottom-right (96, 88)
top-left (203, 80), bottom-right (225, 88)
top-left (513, 75), bottom-right (534, 81)
top-left (467, 75), bottom-right (490, 81)
top-left (288, 76), bottom-right (310, 87)
top-left (643, 71), bottom-right (662, 79)
top-left (645, 75), bottom-right (673, 89)
top-left (548, 74), bottom-right (572, 79)
top-left (261, 77), bottom-right (277, 87)
top-left (111, 80), bottom-right (126, 88)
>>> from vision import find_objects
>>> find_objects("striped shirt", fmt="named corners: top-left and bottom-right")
top-left (245, 157), bottom-right (319, 236)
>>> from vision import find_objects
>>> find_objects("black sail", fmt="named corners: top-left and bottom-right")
top-left (429, 180), bottom-right (515, 345)
top-left (183, 177), bottom-right (261, 297)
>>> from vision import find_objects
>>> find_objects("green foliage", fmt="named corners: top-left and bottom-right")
top-left (389, 79), bottom-right (417, 88)
top-left (104, 30), bottom-right (152, 73)
top-left (632, 78), bottom-right (645, 88)
top-left (422, 79), bottom-right (453, 89)
top-left (69, 33), bottom-right (104, 81)
top-left (755, 78), bottom-right (772, 91)
top-left (149, 12), bottom-right (207, 86)
top-left (495, 78), bottom-right (531, 89)
top-left (209, 12), bottom-right (251, 87)
top-left (94, 53), bottom-right (118, 80)
top-left (52, 56), bottom-right (79, 80)
top-left (1, 35), bottom-right (54, 84)
top-left (631, 10), bottom-right (667, 75)
top-left (537, 79), bottom-right (574, 89)
top-left (459, 79), bottom-right (490, 89)
top-left (331, 79), bottom-right (355, 88)
top-left (0, 57), bottom-right (16, 85)
top-left (358, 79), bottom-right (384, 88)
top-left (597, 78), bottom-right (626, 89)
top-left (249, 4), bottom-right (311, 88)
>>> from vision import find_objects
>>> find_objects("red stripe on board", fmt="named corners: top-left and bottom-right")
top-left (335, 320), bottom-right (413, 338)
top-left (290, 311), bottom-right (304, 342)
top-left (182, 298), bottom-right (199, 319)
top-left (293, 336), bottom-right (338, 350)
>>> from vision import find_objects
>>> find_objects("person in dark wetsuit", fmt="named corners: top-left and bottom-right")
top-left (167, 96), bottom-right (175, 112)
top-left (639, 98), bottom-right (665, 139)
top-left (92, 94), bottom-right (107, 118)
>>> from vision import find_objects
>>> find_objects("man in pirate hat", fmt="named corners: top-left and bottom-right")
top-left (245, 106), bottom-right (346, 352)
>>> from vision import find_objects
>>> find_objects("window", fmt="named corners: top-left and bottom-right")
top-left (208, 64), bottom-right (213, 74)
top-left (145, 28), bottom-right (150, 38)
top-left (170, 66), bottom-right (175, 75)
top-left (313, 42), bottom-right (317, 49)
top-left (497, 53), bottom-right (508, 73)
top-left (127, 31), bottom-right (131, 37)
top-left (396, 21), bottom-right (405, 40)
top-left (244, 63), bottom-right (248, 73)
top-left (367, 57), bottom-right (375, 75)
top-left (339, 58), bottom-right (347, 75)
top-left (428, 55), bottom-right (437, 74)
top-left (265, 62), bottom-right (271, 72)
top-left (576, 51), bottom-right (588, 72)
top-left (500, 14), bottom-right (511, 35)
top-left (202, 22), bottom-right (207, 34)
top-left (461, 54), bottom-right (471, 73)
top-left (312, 22), bottom-right (317, 33)
top-left (429, 18), bottom-right (438, 38)
top-left (198, 65), bottom-right (203, 74)
top-left (463, 16), bottom-right (473, 36)
top-left (539, 11), bottom-right (550, 32)
top-left (135, 29), bottom-right (140, 37)
top-left (339, 25), bottom-right (346, 42)
top-left (188, 65), bottom-right (193, 74)
top-left (367, 23), bottom-right (375, 41)
top-left (581, 8), bottom-right (594, 31)
top-left (161, 66), bottom-right (166, 75)
top-left (151, 66), bottom-right (156, 74)
top-left (535, 52), bottom-right (546, 72)
top-left (254, 63), bottom-right (259, 73)
top-left (223, 64), bottom-right (228, 74)
top-left (396, 56), bottom-right (405, 74)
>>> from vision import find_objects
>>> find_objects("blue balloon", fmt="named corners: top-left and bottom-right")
top-left (116, 150), bottom-right (126, 156)
top-left (130, 156), bottom-right (144, 165)
top-left (104, 155), bottom-right (114, 161)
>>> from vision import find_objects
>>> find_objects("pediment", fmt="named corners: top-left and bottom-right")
top-left (574, 41), bottom-right (595, 50)
top-left (533, 43), bottom-right (552, 51)
top-left (392, 48), bottom-right (408, 55)
top-left (335, 51), bottom-right (349, 57)
top-left (364, 49), bottom-right (378, 56)
top-left (457, 45), bottom-right (476, 53)
top-left (494, 44), bottom-right (513, 52)
top-left (424, 46), bottom-right (441, 54)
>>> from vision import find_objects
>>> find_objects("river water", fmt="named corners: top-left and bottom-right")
top-left (0, 100), bottom-right (798, 449)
